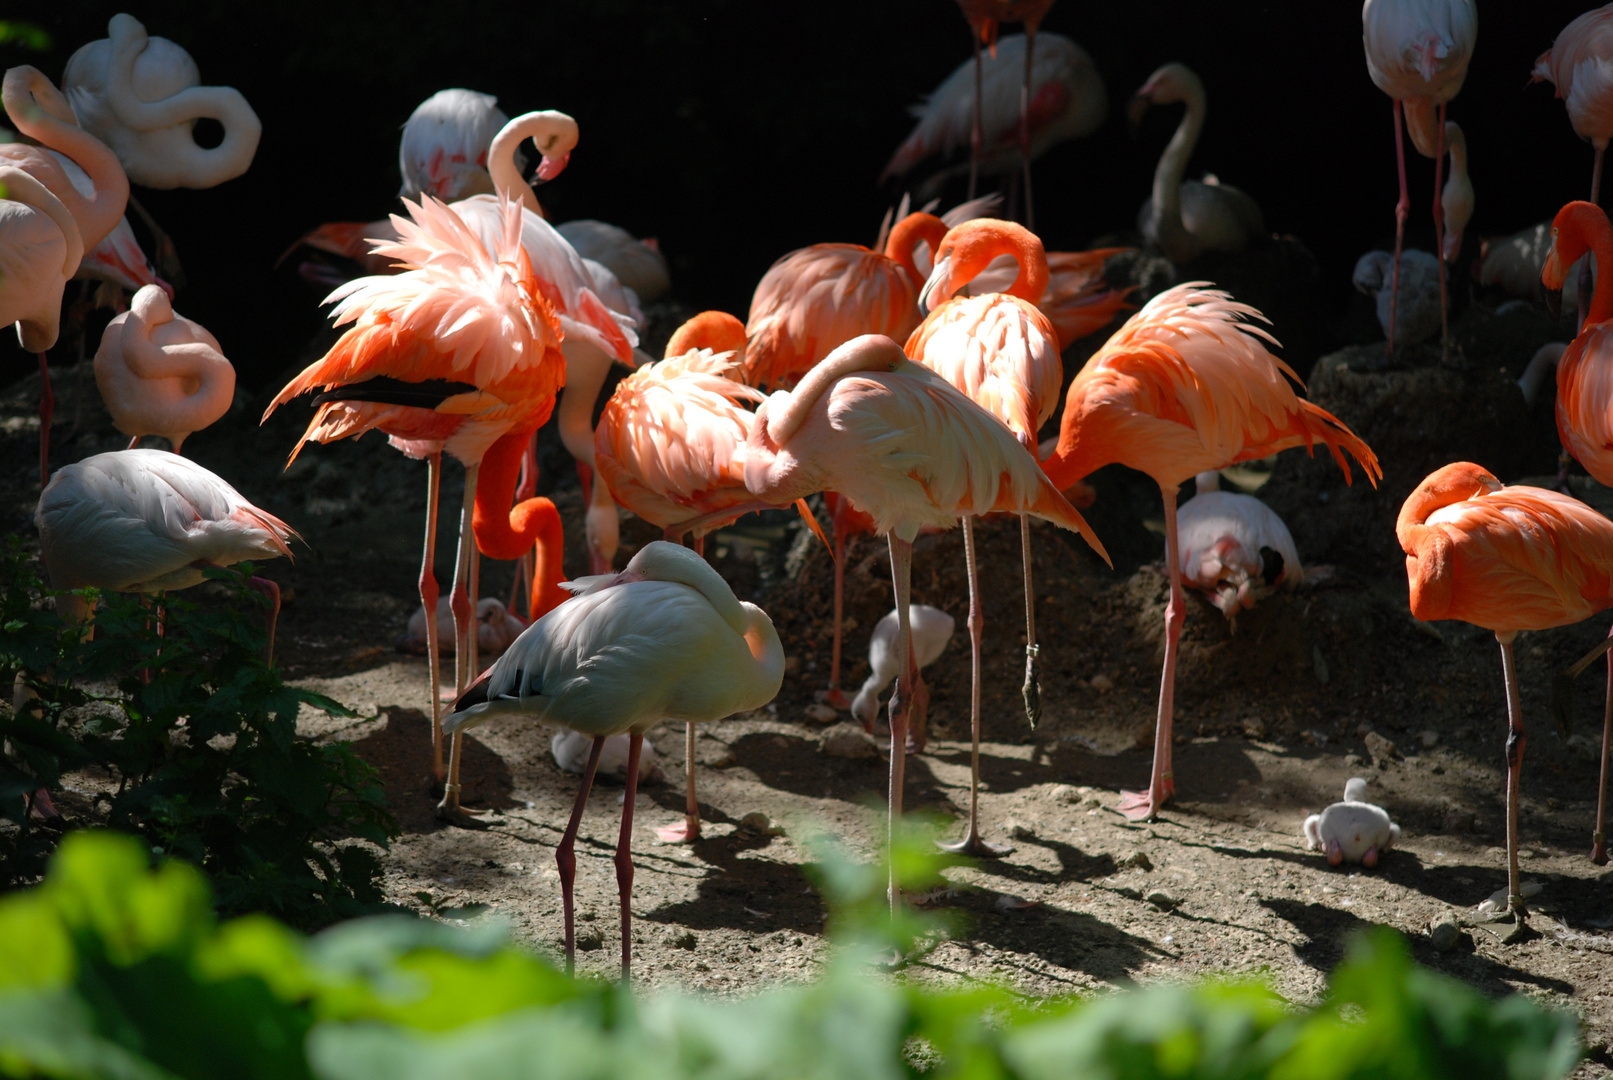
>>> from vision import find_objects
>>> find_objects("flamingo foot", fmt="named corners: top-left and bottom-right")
top-left (1327, 839), bottom-right (1344, 866)
top-left (27, 787), bottom-right (60, 823)
top-left (656, 818), bottom-right (701, 843)
top-left (937, 827), bottom-right (1012, 858)
top-left (435, 789), bottom-right (486, 828)
top-left (819, 687), bottom-right (851, 711)
top-left (1361, 845), bottom-right (1379, 869)
top-left (1592, 831), bottom-right (1608, 866)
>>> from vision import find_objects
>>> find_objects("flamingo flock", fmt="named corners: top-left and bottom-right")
top-left (17, 2), bottom-right (1613, 977)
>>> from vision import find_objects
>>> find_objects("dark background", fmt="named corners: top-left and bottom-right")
top-left (1, 0), bottom-right (1602, 391)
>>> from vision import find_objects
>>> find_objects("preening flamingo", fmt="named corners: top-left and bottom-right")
top-left (1362, 0), bottom-right (1477, 356)
top-left (94, 284), bottom-right (234, 452)
top-left (262, 195), bottom-right (567, 820)
top-left (398, 89), bottom-right (519, 203)
top-left (1177, 471), bottom-right (1304, 625)
top-left (908, 218), bottom-right (1062, 855)
top-left (1129, 64), bottom-right (1265, 266)
top-left (557, 219), bottom-right (671, 302)
top-left (34, 449), bottom-right (297, 660)
top-left (1303, 778), bottom-right (1400, 868)
top-left (883, 32), bottom-right (1105, 221)
top-left (849, 604), bottom-right (957, 735)
top-left (443, 541), bottom-right (784, 976)
top-left (743, 211), bottom-right (949, 391)
top-left (62, 13), bottom-right (260, 190)
top-left (38, 150), bottom-right (167, 312)
top-left (1, 64), bottom-right (129, 485)
top-left (737, 333), bottom-right (1109, 910)
top-left (1042, 283), bottom-right (1381, 821)
top-left (1399, 462), bottom-right (1613, 925)
top-left (1533, 6), bottom-right (1613, 205)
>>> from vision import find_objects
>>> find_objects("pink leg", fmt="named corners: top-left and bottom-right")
top-left (421, 454), bottom-right (446, 781)
top-left (824, 523), bottom-right (851, 710)
top-left (1388, 100), bottom-right (1409, 357)
top-left (968, 33), bottom-right (983, 202)
top-left (1019, 513), bottom-right (1040, 728)
top-left (1362, 846), bottom-right (1379, 869)
top-left (37, 352), bottom-right (52, 487)
top-left (1327, 839), bottom-right (1343, 866)
top-left (615, 732), bottom-right (644, 979)
top-left (438, 462), bottom-right (479, 821)
top-left (1593, 620), bottom-right (1613, 865)
top-left (468, 548), bottom-right (482, 678)
top-left (655, 722), bottom-right (702, 844)
top-left (941, 518), bottom-right (1010, 857)
top-left (558, 735), bottom-right (604, 975)
top-left (1432, 102), bottom-right (1448, 361)
top-left (1497, 632), bottom-right (1528, 923)
top-left (127, 436), bottom-right (141, 451)
top-left (1020, 27), bottom-right (1036, 229)
top-left (1580, 146), bottom-right (1604, 334)
top-left (885, 534), bottom-right (914, 915)
top-left (1119, 484), bottom-right (1184, 820)
top-left (247, 577), bottom-right (281, 666)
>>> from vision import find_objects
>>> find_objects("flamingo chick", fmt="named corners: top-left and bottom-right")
top-left (849, 604), bottom-right (957, 732)
top-left (442, 541), bottom-right (783, 976)
top-left (551, 728), bottom-right (661, 784)
top-left (1303, 778), bottom-right (1400, 867)
top-left (1178, 471), bottom-right (1303, 624)
top-left (400, 596), bottom-right (527, 657)
top-left (93, 283), bottom-right (234, 452)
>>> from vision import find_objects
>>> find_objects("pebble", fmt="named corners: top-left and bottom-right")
top-left (709, 750), bottom-right (738, 769)
top-left (575, 927), bottom-right (604, 952)
top-left (1145, 891), bottom-right (1179, 911)
top-left (821, 723), bottom-right (880, 760)
top-left (1363, 731), bottom-right (1397, 763)
top-left (1429, 914), bottom-right (1463, 952)
top-left (1343, 753), bottom-right (1364, 767)
top-left (663, 929), bottom-right (697, 950)
top-left (1243, 717), bottom-right (1268, 739)
top-left (803, 703), bottom-right (838, 723)
top-left (1005, 820), bottom-right (1035, 840)
top-left (740, 811), bottom-right (784, 836)
top-left (1120, 852), bottom-right (1153, 872)
top-left (1088, 673), bottom-right (1114, 692)
top-left (1419, 730), bottom-right (1440, 749)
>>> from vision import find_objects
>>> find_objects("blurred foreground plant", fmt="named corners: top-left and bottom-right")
top-left (0, 830), bottom-right (1584, 1080)
top-left (0, 539), bottom-right (395, 928)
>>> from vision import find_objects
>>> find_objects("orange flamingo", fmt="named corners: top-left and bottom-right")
top-left (1400, 462), bottom-right (1613, 926)
top-left (737, 333), bottom-right (1108, 910)
top-left (906, 218), bottom-right (1061, 856)
top-left (743, 212), bottom-right (949, 391)
top-left (262, 195), bottom-right (566, 821)
top-left (954, 0), bottom-right (1056, 221)
top-left (1042, 283), bottom-right (1381, 820)
top-left (1, 65), bottom-right (129, 484)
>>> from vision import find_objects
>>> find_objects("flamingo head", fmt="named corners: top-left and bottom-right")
top-left (1542, 201), bottom-right (1608, 315)
top-left (535, 149), bottom-right (571, 182)
top-left (1127, 63), bottom-right (1196, 130)
top-left (919, 218), bottom-right (1045, 309)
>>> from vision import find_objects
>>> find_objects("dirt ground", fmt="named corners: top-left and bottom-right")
top-left (7, 289), bottom-right (1613, 1077)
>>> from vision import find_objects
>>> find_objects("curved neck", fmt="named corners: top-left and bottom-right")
top-left (1564, 202), bottom-right (1613, 325)
top-left (1152, 75), bottom-right (1206, 225)
top-left (665, 310), bottom-right (746, 357)
top-left (763, 335), bottom-right (907, 448)
top-left (741, 607), bottom-right (786, 693)
top-left (3, 66), bottom-right (128, 250)
top-left (472, 428), bottom-right (565, 599)
top-left (951, 220), bottom-right (1049, 302)
top-left (884, 212), bottom-right (949, 285)
top-left (121, 287), bottom-right (230, 382)
top-left (1395, 464), bottom-right (1499, 545)
top-left (488, 112), bottom-right (575, 218)
top-left (0, 165), bottom-right (83, 276)
top-left (1445, 121), bottom-right (1467, 176)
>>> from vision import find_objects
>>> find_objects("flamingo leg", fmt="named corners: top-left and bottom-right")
top-left (615, 733), bottom-right (644, 980)
top-left (824, 520), bottom-right (851, 710)
top-left (558, 735), bottom-right (605, 975)
top-left (1432, 101), bottom-right (1448, 361)
top-left (654, 530), bottom-right (705, 845)
top-left (886, 533), bottom-right (915, 916)
top-left (1119, 484), bottom-right (1184, 820)
top-left (247, 576), bottom-right (281, 666)
top-left (968, 31), bottom-right (983, 202)
top-left (941, 518), bottom-right (1010, 857)
top-left (1020, 26), bottom-right (1036, 229)
top-left (127, 436), bottom-right (141, 451)
top-left (438, 462), bottom-right (479, 821)
top-left (422, 453), bottom-right (445, 781)
top-left (1388, 99), bottom-right (1409, 358)
top-left (37, 352), bottom-right (52, 487)
top-left (1497, 632), bottom-right (1528, 925)
top-left (468, 548), bottom-right (482, 678)
top-left (1593, 621), bottom-right (1613, 865)
top-left (1580, 145), bottom-right (1603, 334)
top-left (1019, 512), bottom-right (1040, 729)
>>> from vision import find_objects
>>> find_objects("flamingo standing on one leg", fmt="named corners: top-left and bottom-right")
top-left (1400, 462), bottom-right (1613, 930)
top-left (93, 283), bottom-right (234, 451)
top-left (736, 334), bottom-right (1109, 912)
top-left (1042, 283), bottom-right (1381, 820)
top-left (907, 218), bottom-right (1062, 856)
top-left (1362, 0), bottom-right (1477, 359)
top-left (262, 196), bottom-right (567, 820)
top-left (0, 167), bottom-right (84, 446)
top-left (0, 64), bottom-right (128, 484)
top-left (955, 1), bottom-right (1055, 221)
top-left (443, 541), bottom-right (784, 977)
top-left (1533, 7), bottom-right (1613, 206)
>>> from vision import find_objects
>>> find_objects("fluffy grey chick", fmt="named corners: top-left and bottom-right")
top-left (849, 605), bottom-right (956, 729)
top-left (551, 729), bottom-right (662, 784)
top-left (1303, 778), bottom-right (1400, 867)
top-left (1353, 249), bottom-right (1442, 348)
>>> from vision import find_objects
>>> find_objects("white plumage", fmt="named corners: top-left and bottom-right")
top-left (400, 596), bottom-right (528, 657)
top-left (397, 88), bottom-right (518, 203)
top-left (557, 219), bottom-right (671, 303)
top-left (1362, 0), bottom-right (1477, 156)
top-left (1303, 778), bottom-right (1401, 867)
top-left (850, 605), bottom-right (956, 727)
top-left (550, 729), bottom-right (661, 783)
top-left (1177, 472), bottom-right (1302, 621)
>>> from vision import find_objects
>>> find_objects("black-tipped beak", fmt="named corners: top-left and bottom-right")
top-left (1545, 285), bottom-right (1564, 321)
top-left (1127, 94), bottom-right (1149, 135)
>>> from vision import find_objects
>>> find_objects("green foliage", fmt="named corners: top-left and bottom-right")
top-left (0, 540), bottom-right (395, 929)
top-left (0, 832), bottom-right (1585, 1080)
top-left (0, 21), bottom-right (50, 51)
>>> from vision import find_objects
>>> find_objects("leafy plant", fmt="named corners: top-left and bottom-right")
top-left (0, 832), bottom-right (1585, 1080)
top-left (0, 539), bottom-right (395, 928)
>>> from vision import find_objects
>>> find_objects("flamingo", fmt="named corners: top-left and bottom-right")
top-left (550, 728), bottom-right (661, 783)
top-left (557, 219), bottom-right (671, 302)
top-left (735, 333), bottom-right (1109, 911)
top-left (443, 541), bottom-right (784, 976)
top-left (849, 604), bottom-right (957, 736)
top-left (1362, 0), bottom-right (1477, 357)
top-left (1353, 248), bottom-right (1443, 348)
top-left (1177, 471), bottom-right (1304, 625)
top-left (34, 449), bottom-right (296, 660)
top-left (743, 212), bottom-right (949, 391)
top-left (34, 150), bottom-right (168, 316)
top-left (93, 283), bottom-right (234, 452)
top-left (1303, 778), bottom-right (1400, 868)
top-left (1, 64), bottom-right (129, 485)
top-left (907, 218), bottom-right (1061, 856)
top-left (1399, 462), bottom-right (1613, 928)
top-left (1129, 63), bottom-right (1265, 266)
top-left (882, 32), bottom-right (1105, 222)
top-left (398, 88), bottom-right (520, 203)
top-left (1441, 121), bottom-right (1473, 263)
top-left (400, 596), bottom-right (527, 658)
top-left (956, 0), bottom-right (1052, 219)
top-left (262, 195), bottom-right (567, 821)
top-left (61, 13), bottom-right (260, 190)
top-left (1532, 7), bottom-right (1613, 206)
top-left (1041, 283), bottom-right (1381, 820)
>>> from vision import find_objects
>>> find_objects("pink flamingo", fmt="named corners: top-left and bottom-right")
top-left (93, 283), bottom-right (234, 452)
top-left (1533, 7), bottom-right (1613, 205)
top-left (0, 166), bottom-right (84, 435)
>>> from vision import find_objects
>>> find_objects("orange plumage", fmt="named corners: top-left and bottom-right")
top-left (1543, 201), bottom-right (1613, 487)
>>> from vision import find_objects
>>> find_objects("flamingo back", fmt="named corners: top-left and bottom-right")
top-left (904, 293), bottom-right (1061, 444)
top-left (1534, 5), bottom-right (1613, 145)
top-left (1362, 0), bottom-right (1477, 104)
top-left (1557, 322), bottom-right (1613, 487)
top-left (398, 88), bottom-right (510, 202)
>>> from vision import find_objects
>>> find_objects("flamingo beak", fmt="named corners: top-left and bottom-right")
top-left (535, 151), bottom-right (571, 183)
top-left (1127, 92), bottom-right (1152, 134)
top-left (1545, 284), bottom-right (1563, 322)
top-left (919, 256), bottom-right (956, 311)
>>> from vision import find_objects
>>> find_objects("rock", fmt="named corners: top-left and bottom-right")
top-left (1363, 731), bottom-right (1397, 763)
top-left (1429, 914), bottom-right (1464, 952)
top-left (1344, 753), bottom-right (1364, 767)
top-left (1045, 784), bottom-right (1081, 803)
top-left (709, 750), bottom-right (738, 769)
top-left (740, 811), bottom-right (784, 836)
top-left (1004, 819), bottom-right (1035, 841)
top-left (821, 723), bottom-right (880, 760)
top-left (803, 703), bottom-right (839, 723)
top-left (785, 656), bottom-right (802, 676)
top-left (1120, 851), bottom-right (1154, 872)
top-left (1145, 891), bottom-right (1179, 912)
top-left (575, 927), bottom-right (604, 952)
top-left (1088, 672), bottom-right (1114, 692)
top-left (1419, 730), bottom-right (1440, 749)
top-left (1243, 717), bottom-right (1268, 739)
top-left (663, 929), bottom-right (697, 950)
top-left (1443, 809), bottom-right (1475, 833)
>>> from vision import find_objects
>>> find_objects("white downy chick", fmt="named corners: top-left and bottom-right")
top-left (551, 728), bottom-right (661, 783)
top-left (849, 605), bottom-right (956, 727)
top-left (1303, 777), bottom-right (1400, 868)
top-left (1353, 248), bottom-right (1442, 347)
top-left (1177, 472), bottom-right (1302, 624)
top-left (399, 597), bottom-right (527, 656)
